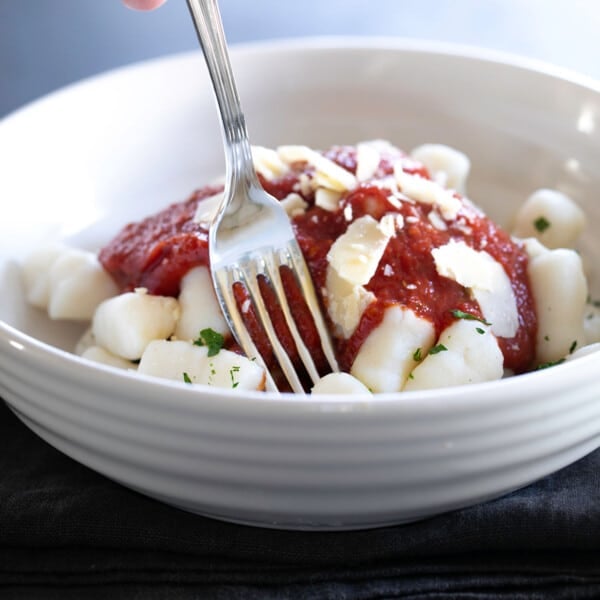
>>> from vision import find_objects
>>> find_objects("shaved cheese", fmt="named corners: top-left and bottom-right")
top-left (327, 215), bottom-right (393, 286)
top-left (325, 268), bottom-right (375, 338)
top-left (394, 166), bottom-right (462, 220)
top-left (325, 215), bottom-right (396, 338)
top-left (432, 240), bottom-right (519, 337)
top-left (428, 209), bottom-right (448, 231)
top-left (251, 145), bottom-right (289, 180)
top-left (432, 240), bottom-right (497, 290)
top-left (277, 145), bottom-right (357, 192)
top-left (297, 173), bottom-right (313, 196)
top-left (379, 213), bottom-right (403, 235)
top-left (192, 191), bottom-right (224, 225)
top-left (280, 192), bottom-right (308, 217)
top-left (315, 188), bottom-right (342, 212)
top-left (351, 305), bottom-right (435, 392)
top-left (138, 340), bottom-right (265, 391)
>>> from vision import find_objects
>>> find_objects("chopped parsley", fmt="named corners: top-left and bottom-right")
top-left (451, 309), bottom-right (491, 326)
top-left (544, 335), bottom-right (550, 342)
top-left (408, 373), bottom-right (414, 380)
top-left (182, 372), bottom-right (192, 384)
top-left (194, 328), bottom-right (225, 357)
top-left (536, 358), bottom-right (566, 370)
top-left (429, 344), bottom-right (448, 355)
top-left (207, 362), bottom-right (217, 386)
top-left (230, 365), bottom-right (241, 389)
top-left (569, 340), bottom-right (578, 354)
top-left (413, 347), bottom-right (423, 362)
top-left (534, 216), bottom-right (551, 233)
top-left (475, 327), bottom-right (485, 335)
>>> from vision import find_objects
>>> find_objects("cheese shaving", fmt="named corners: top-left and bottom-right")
top-left (394, 166), bottom-right (462, 221)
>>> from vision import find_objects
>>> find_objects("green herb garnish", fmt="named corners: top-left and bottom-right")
top-left (182, 372), bottom-right (192, 384)
top-left (230, 365), bottom-right (241, 389)
top-left (207, 362), bottom-right (217, 386)
top-left (413, 347), bottom-right (423, 362)
top-left (569, 340), bottom-right (578, 354)
top-left (451, 309), bottom-right (491, 326)
top-left (536, 358), bottom-right (566, 370)
top-left (194, 328), bottom-right (225, 357)
top-left (429, 344), bottom-right (448, 355)
top-left (534, 216), bottom-right (551, 233)
top-left (476, 327), bottom-right (485, 335)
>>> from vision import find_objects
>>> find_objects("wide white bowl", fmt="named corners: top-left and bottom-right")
top-left (1, 38), bottom-right (599, 530)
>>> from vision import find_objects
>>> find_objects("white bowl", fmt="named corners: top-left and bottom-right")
top-left (1, 38), bottom-right (599, 530)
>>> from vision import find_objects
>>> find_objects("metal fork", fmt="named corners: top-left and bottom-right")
top-left (186, 0), bottom-right (339, 392)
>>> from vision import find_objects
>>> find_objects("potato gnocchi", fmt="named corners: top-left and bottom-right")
top-left (22, 140), bottom-right (598, 395)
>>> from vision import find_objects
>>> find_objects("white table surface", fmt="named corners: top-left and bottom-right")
top-left (1, 0), bottom-right (599, 119)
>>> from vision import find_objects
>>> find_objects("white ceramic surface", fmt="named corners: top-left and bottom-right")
top-left (1, 39), bottom-right (599, 530)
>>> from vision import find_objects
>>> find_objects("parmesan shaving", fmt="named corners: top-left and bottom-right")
top-left (432, 240), bottom-right (519, 338)
top-left (251, 145), bottom-right (289, 180)
top-left (394, 166), bottom-right (462, 220)
top-left (277, 145), bottom-right (357, 192)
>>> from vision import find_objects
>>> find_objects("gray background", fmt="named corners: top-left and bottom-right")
top-left (1, 0), bottom-right (600, 119)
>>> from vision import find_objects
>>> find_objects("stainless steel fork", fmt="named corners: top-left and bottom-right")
top-left (186, 0), bottom-right (339, 392)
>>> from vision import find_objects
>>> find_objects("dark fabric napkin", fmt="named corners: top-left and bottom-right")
top-left (1, 398), bottom-right (600, 600)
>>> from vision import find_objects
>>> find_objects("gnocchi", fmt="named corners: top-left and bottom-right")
top-left (22, 244), bottom-right (118, 320)
top-left (92, 290), bottom-right (180, 360)
top-left (22, 140), bottom-right (597, 394)
top-left (512, 188), bottom-right (586, 249)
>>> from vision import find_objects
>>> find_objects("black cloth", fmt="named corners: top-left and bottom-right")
top-left (1, 399), bottom-right (599, 599)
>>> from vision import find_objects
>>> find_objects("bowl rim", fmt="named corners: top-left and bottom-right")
top-left (2, 35), bottom-right (600, 125)
top-left (1, 36), bottom-right (599, 412)
top-left (1, 319), bottom-right (597, 413)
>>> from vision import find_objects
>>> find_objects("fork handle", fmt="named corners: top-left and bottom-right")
top-left (186, 0), bottom-right (257, 190)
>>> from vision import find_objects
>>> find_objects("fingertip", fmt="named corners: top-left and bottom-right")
top-left (123, 0), bottom-right (167, 11)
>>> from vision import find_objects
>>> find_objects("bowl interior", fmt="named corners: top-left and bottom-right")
top-left (2, 39), bottom-right (600, 530)
top-left (1, 39), bottom-right (599, 353)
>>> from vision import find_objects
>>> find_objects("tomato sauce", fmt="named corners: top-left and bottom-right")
top-left (98, 186), bottom-right (219, 297)
top-left (98, 145), bottom-right (537, 376)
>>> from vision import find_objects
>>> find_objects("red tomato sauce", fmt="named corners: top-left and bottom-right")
top-left (98, 145), bottom-right (537, 376)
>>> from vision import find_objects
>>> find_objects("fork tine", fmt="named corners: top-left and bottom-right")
top-left (240, 257), bottom-right (306, 394)
top-left (264, 248), bottom-right (322, 386)
top-left (286, 242), bottom-right (340, 374)
top-left (188, 0), bottom-right (338, 393)
top-left (212, 267), bottom-right (279, 392)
